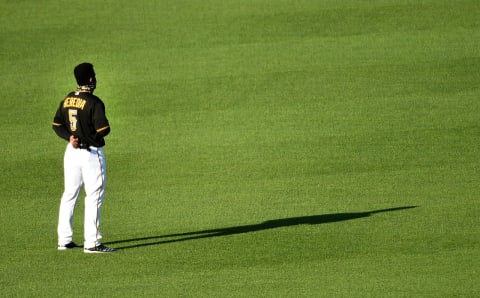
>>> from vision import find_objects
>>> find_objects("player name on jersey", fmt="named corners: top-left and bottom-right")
top-left (63, 97), bottom-right (87, 110)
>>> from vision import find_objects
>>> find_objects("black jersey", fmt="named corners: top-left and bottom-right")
top-left (52, 91), bottom-right (110, 147)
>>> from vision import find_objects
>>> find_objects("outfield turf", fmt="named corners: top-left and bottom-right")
top-left (1, 0), bottom-right (479, 296)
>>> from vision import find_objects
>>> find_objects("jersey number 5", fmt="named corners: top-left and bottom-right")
top-left (68, 109), bottom-right (78, 132)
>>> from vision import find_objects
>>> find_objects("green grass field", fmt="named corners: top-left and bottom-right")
top-left (1, 0), bottom-right (479, 296)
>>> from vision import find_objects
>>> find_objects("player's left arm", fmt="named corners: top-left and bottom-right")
top-left (52, 103), bottom-right (71, 141)
top-left (52, 122), bottom-right (71, 141)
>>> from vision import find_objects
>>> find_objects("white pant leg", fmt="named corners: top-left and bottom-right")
top-left (82, 147), bottom-right (106, 248)
top-left (57, 144), bottom-right (83, 246)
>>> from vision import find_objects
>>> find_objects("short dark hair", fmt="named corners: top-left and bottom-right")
top-left (74, 63), bottom-right (95, 85)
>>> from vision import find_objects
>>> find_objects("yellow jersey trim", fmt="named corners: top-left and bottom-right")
top-left (96, 126), bottom-right (109, 132)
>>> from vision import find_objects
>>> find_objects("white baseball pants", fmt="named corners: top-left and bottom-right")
top-left (57, 143), bottom-right (107, 249)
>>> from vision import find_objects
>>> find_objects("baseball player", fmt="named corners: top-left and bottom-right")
top-left (52, 62), bottom-right (115, 253)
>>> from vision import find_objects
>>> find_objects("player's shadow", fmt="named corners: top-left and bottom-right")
top-left (106, 206), bottom-right (417, 250)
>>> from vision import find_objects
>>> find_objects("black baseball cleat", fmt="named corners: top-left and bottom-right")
top-left (58, 242), bottom-right (79, 250)
top-left (84, 245), bottom-right (116, 254)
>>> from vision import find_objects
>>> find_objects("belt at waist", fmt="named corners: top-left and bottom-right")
top-left (79, 143), bottom-right (100, 152)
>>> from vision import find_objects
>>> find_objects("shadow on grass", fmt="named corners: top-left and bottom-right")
top-left (106, 206), bottom-right (418, 250)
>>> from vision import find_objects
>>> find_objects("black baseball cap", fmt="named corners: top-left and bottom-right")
top-left (74, 63), bottom-right (95, 85)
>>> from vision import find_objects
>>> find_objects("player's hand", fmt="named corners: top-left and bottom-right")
top-left (70, 135), bottom-right (79, 148)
